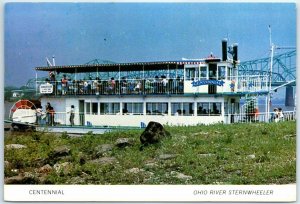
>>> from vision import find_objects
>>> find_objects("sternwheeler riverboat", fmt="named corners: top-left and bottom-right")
top-left (9, 39), bottom-right (295, 133)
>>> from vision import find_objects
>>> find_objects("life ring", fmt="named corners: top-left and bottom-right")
top-left (9, 100), bottom-right (36, 119)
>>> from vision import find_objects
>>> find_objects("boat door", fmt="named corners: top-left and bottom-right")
top-left (208, 63), bottom-right (217, 94)
top-left (79, 100), bottom-right (85, 126)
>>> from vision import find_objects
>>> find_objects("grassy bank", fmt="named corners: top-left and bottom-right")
top-left (4, 121), bottom-right (296, 185)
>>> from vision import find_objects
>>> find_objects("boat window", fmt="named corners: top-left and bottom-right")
top-left (100, 103), bottom-right (109, 115)
top-left (123, 103), bottom-right (143, 115)
top-left (146, 103), bottom-right (168, 115)
top-left (85, 102), bottom-right (91, 115)
top-left (197, 102), bottom-right (222, 116)
top-left (209, 64), bottom-right (217, 80)
top-left (210, 103), bottom-right (221, 115)
top-left (185, 67), bottom-right (198, 81)
top-left (197, 102), bottom-right (209, 115)
top-left (227, 67), bottom-right (232, 80)
top-left (224, 102), bottom-right (228, 114)
top-left (171, 103), bottom-right (181, 115)
top-left (232, 68), bottom-right (237, 81)
top-left (100, 103), bottom-right (120, 115)
top-left (218, 66), bottom-right (226, 80)
top-left (111, 103), bottom-right (120, 114)
top-left (171, 102), bottom-right (194, 116)
top-left (92, 102), bottom-right (98, 115)
top-left (200, 66), bottom-right (207, 80)
top-left (183, 103), bottom-right (194, 115)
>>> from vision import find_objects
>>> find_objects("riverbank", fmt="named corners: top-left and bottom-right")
top-left (4, 121), bottom-right (296, 185)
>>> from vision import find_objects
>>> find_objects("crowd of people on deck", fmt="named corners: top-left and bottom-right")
top-left (44, 73), bottom-right (184, 95)
top-left (35, 102), bottom-right (75, 126)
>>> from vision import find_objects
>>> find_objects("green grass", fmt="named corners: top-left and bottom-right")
top-left (4, 121), bottom-right (296, 185)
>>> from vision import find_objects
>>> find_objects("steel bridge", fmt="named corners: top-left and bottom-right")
top-left (238, 49), bottom-right (296, 86)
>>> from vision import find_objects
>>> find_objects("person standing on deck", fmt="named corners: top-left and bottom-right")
top-left (68, 105), bottom-right (75, 126)
top-left (61, 74), bottom-right (68, 95)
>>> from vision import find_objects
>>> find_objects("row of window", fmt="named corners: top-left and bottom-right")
top-left (185, 66), bottom-right (237, 81)
top-left (85, 102), bottom-right (222, 116)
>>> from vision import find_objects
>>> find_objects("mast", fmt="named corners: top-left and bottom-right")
top-left (266, 25), bottom-right (274, 122)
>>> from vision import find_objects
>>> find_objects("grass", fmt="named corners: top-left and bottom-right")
top-left (4, 121), bottom-right (296, 185)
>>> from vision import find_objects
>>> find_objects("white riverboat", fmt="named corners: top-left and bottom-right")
top-left (12, 39), bottom-right (296, 133)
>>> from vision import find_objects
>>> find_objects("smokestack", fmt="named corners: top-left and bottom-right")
top-left (222, 39), bottom-right (227, 61)
top-left (233, 43), bottom-right (238, 62)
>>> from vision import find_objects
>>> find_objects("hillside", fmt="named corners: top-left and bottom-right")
top-left (4, 121), bottom-right (296, 185)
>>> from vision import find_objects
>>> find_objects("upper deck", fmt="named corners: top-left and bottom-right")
top-left (35, 40), bottom-right (269, 97)
top-left (35, 58), bottom-right (269, 97)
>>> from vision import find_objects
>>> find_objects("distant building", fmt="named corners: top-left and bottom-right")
top-left (12, 90), bottom-right (24, 98)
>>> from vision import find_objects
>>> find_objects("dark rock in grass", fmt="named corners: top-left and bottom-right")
top-left (95, 144), bottom-right (114, 156)
top-left (33, 158), bottom-right (49, 167)
top-left (140, 121), bottom-right (171, 150)
top-left (89, 157), bottom-right (118, 165)
top-left (49, 145), bottom-right (71, 159)
top-left (5, 172), bottom-right (38, 184)
top-left (158, 154), bottom-right (177, 160)
top-left (115, 138), bottom-right (134, 148)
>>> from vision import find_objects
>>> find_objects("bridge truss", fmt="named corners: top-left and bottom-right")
top-left (238, 50), bottom-right (296, 83)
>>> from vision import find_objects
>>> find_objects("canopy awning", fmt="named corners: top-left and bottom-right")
top-left (35, 59), bottom-right (211, 73)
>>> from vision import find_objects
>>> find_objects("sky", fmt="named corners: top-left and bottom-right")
top-left (4, 3), bottom-right (296, 87)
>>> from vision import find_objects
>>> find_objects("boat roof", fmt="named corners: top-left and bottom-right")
top-left (35, 58), bottom-right (221, 73)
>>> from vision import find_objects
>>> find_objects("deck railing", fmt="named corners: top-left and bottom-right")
top-left (36, 78), bottom-right (184, 96)
top-left (224, 110), bottom-right (296, 124)
top-left (36, 110), bottom-right (296, 127)
top-left (36, 74), bottom-right (269, 96)
top-left (236, 75), bottom-right (269, 92)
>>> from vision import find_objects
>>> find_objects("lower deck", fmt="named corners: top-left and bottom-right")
top-left (40, 95), bottom-right (240, 127)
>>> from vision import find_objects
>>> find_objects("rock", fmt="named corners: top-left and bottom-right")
top-left (213, 181), bottom-right (225, 185)
top-left (5, 175), bottom-right (24, 184)
top-left (66, 176), bottom-right (86, 184)
top-left (284, 134), bottom-right (296, 140)
top-left (198, 153), bottom-right (215, 157)
top-left (49, 145), bottom-right (71, 158)
top-left (32, 158), bottom-right (49, 167)
top-left (37, 164), bottom-right (53, 174)
top-left (115, 138), bottom-right (134, 148)
top-left (215, 131), bottom-right (221, 134)
top-left (5, 144), bottom-right (27, 150)
top-left (247, 154), bottom-right (256, 159)
top-left (170, 171), bottom-right (192, 180)
top-left (140, 121), bottom-right (171, 149)
top-left (95, 144), bottom-right (113, 156)
top-left (5, 172), bottom-right (38, 184)
top-left (4, 161), bottom-right (11, 168)
top-left (53, 162), bottom-right (72, 175)
top-left (126, 168), bottom-right (145, 174)
top-left (144, 162), bottom-right (159, 168)
top-left (89, 157), bottom-right (118, 165)
top-left (158, 154), bottom-right (177, 160)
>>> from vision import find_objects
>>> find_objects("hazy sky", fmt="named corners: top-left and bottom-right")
top-left (4, 3), bottom-right (296, 87)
